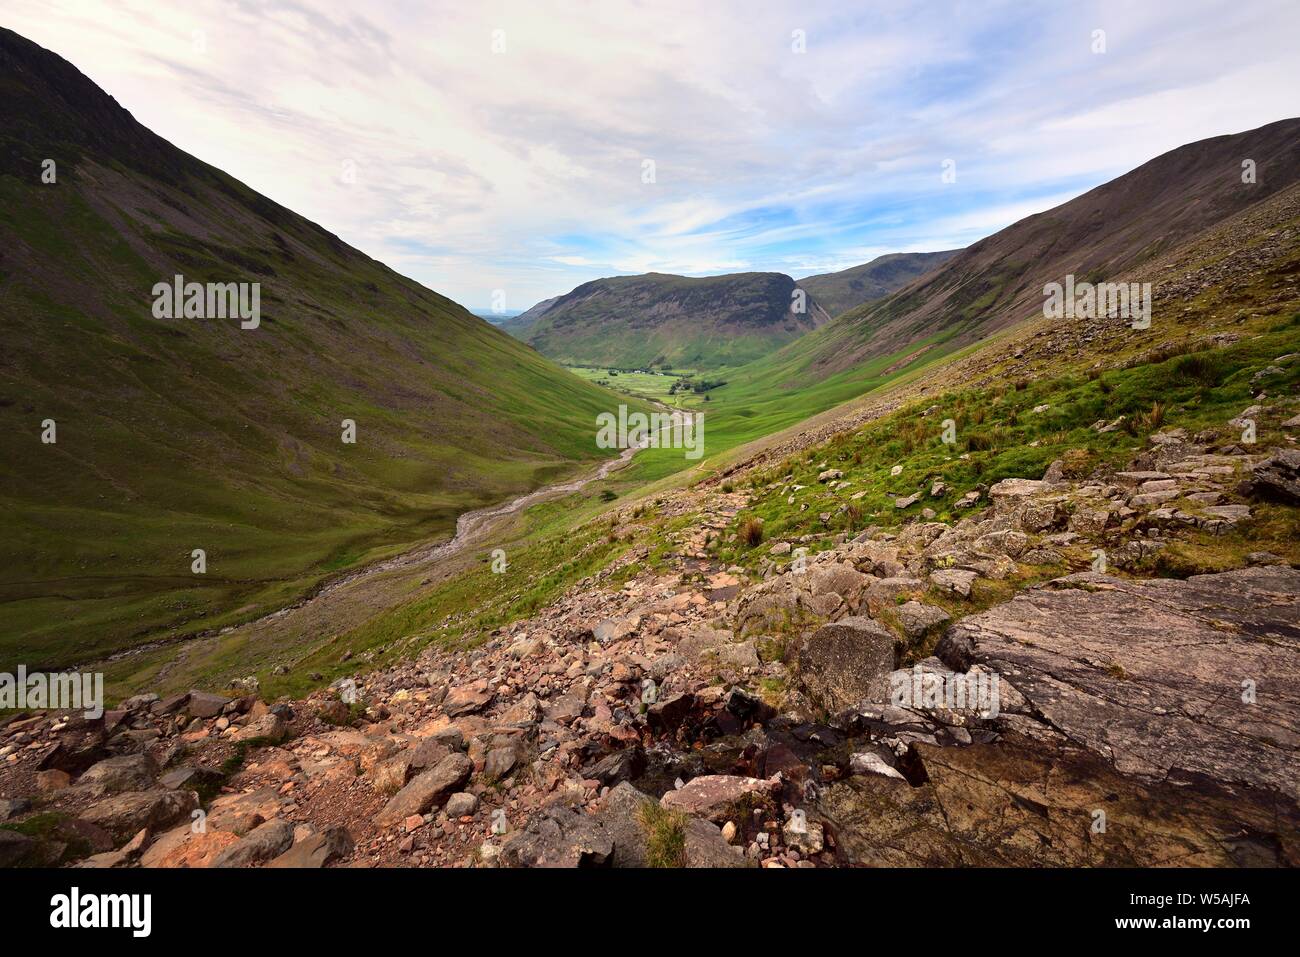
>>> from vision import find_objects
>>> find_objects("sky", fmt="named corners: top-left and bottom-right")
top-left (6, 0), bottom-right (1299, 312)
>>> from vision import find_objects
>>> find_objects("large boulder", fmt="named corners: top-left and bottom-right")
top-left (894, 601), bottom-right (952, 642)
top-left (205, 786), bottom-right (283, 835)
top-left (374, 752), bottom-right (472, 826)
top-left (231, 712), bottom-right (287, 744)
top-left (808, 562), bottom-right (869, 612)
top-left (186, 691), bottom-right (232, 719)
top-left (659, 775), bottom-right (778, 823)
top-left (266, 826), bottom-right (354, 868)
top-left (595, 783), bottom-right (750, 868)
top-left (499, 804), bottom-right (613, 867)
top-left (80, 788), bottom-right (199, 841)
top-left (731, 572), bottom-right (813, 637)
top-left (443, 679), bottom-right (493, 717)
top-left (141, 828), bottom-right (241, 868)
top-left (989, 478), bottom-right (1045, 507)
top-left (76, 753), bottom-right (159, 796)
top-left (209, 818), bottom-right (295, 868)
top-left (797, 616), bottom-right (895, 713)
top-left (929, 568), bottom-right (977, 597)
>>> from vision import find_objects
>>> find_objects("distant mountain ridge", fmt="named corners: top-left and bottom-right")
top-left (771, 117), bottom-right (1300, 381)
top-left (504, 271), bottom-right (832, 370)
top-left (798, 250), bottom-right (960, 318)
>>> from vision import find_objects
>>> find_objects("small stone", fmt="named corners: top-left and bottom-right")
top-left (444, 792), bottom-right (479, 817)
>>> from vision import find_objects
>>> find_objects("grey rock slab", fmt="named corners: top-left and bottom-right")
top-left (938, 567), bottom-right (1300, 803)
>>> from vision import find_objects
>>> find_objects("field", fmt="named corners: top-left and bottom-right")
top-left (566, 366), bottom-right (705, 406)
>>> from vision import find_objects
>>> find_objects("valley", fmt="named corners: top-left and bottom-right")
top-left (1, 17), bottom-right (1297, 881)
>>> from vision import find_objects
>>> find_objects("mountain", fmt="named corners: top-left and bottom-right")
top-left (502, 295), bottom-right (561, 335)
top-left (504, 272), bottom-right (832, 370)
top-left (784, 118), bottom-right (1300, 380)
top-left (797, 249), bottom-right (959, 318)
top-left (0, 28), bottom-right (628, 668)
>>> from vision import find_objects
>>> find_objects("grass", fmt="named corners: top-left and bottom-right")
top-left (738, 516), bottom-right (764, 548)
top-left (637, 801), bottom-right (688, 867)
top-left (703, 321), bottom-right (1300, 573)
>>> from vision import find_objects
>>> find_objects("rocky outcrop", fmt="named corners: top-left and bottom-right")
top-left (1251, 449), bottom-right (1300, 503)
top-left (938, 567), bottom-right (1300, 804)
top-left (820, 733), bottom-right (1300, 866)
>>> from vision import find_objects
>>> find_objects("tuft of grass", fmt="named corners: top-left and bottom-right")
top-left (1169, 351), bottom-right (1228, 389)
top-left (1136, 400), bottom-right (1166, 433)
top-left (1059, 447), bottom-right (1096, 479)
top-left (738, 516), bottom-right (764, 548)
top-left (637, 801), bottom-right (688, 868)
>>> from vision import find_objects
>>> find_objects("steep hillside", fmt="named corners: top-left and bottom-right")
top-left (797, 249), bottom-right (959, 318)
top-left (508, 271), bottom-right (832, 370)
top-left (0, 28), bottom-right (627, 668)
top-left (786, 118), bottom-right (1300, 379)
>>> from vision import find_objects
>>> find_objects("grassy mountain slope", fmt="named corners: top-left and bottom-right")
top-left (0, 28), bottom-right (630, 668)
top-left (504, 271), bottom-right (831, 370)
top-left (788, 118), bottom-right (1300, 380)
top-left (797, 249), bottom-right (959, 318)
top-left (691, 118), bottom-right (1300, 434)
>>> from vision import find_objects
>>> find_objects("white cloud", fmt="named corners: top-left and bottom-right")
top-left (5, 0), bottom-right (1298, 309)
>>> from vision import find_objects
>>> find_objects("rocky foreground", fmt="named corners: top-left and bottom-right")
top-left (2, 437), bottom-right (1298, 868)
